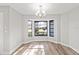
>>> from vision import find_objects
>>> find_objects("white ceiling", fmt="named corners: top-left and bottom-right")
top-left (0, 3), bottom-right (79, 15)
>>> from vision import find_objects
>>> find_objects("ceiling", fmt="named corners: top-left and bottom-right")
top-left (0, 3), bottom-right (79, 15)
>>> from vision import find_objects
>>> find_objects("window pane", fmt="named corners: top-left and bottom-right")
top-left (49, 20), bottom-right (54, 37)
top-left (34, 21), bottom-right (48, 36)
top-left (28, 20), bottom-right (32, 37)
top-left (50, 33), bottom-right (54, 37)
top-left (50, 29), bottom-right (54, 32)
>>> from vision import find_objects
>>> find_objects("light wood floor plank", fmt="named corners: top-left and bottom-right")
top-left (12, 41), bottom-right (79, 55)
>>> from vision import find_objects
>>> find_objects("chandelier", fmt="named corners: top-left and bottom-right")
top-left (35, 5), bottom-right (46, 18)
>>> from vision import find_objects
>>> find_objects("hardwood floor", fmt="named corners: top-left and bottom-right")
top-left (12, 41), bottom-right (79, 55)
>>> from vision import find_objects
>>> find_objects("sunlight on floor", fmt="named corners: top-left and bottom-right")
top-left (22, 45), bottom-right (45, 55)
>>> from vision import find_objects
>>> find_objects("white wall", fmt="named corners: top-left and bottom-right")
top-left (60, 6), bottom-right (79, 52)
top-left (60, 13), bottom-right (69, 45)
top-left (0, 6), bottom-right (24, 54)
top-left (0, 6), bottom-right (9, 54)
top-left (9, 7), bottom-right (24, 54)
top-left (24, 15), bottom-right (61, 43)
top-left (68, 7), bottom-right (79, 52)
top-left (0, 13), bottom-right (3, 54)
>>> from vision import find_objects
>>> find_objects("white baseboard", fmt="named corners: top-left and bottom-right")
top-left (23, 39), bottom-right (58, 44)
top-left (10, 42), bottom-right (24, 54)
top-left (58, 42), bottom-right (79, 53)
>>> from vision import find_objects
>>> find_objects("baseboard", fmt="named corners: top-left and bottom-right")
top-left (10, 42), bottom-right (24, 54)
top-left (23, 40), bottom-right (58, 44)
